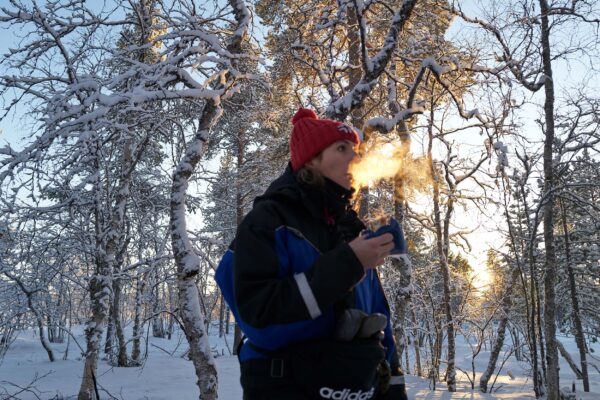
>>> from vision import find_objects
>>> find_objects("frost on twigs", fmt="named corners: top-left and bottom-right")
top-left (324, 0), bottom-right (419, 121)
top-left (0, 1), bottom-right (254, 399)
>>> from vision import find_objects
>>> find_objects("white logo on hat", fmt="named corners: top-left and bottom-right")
top-left (337, 125), bottom-right (356, 136)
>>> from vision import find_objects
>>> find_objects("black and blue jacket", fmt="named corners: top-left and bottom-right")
top-left (215, 165), bottom-right (401, 373)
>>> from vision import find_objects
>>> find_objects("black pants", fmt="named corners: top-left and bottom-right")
top-left (240, 357), bottom-right (310, 399)
top-left (239, 338), bottom-right (386, 399)
top-left (243, 384), bottom-right (310, 400)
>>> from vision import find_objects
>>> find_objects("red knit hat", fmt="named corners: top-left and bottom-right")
top-left (289, 108), bottom-right (361, 171)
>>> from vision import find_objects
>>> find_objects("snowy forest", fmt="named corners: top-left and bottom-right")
top-left (0, 0), bottom-right (599, 399)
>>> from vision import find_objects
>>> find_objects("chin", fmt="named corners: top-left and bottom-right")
top-left (344, 175), bottom-right (353, 189)
top-left (332, 178), bottom-right (350, 189)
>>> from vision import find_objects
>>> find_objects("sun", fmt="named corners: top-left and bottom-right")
top-left (465, 253), bottom-right (493, 293)
top-left (471, 264), bottom-right (493, 291)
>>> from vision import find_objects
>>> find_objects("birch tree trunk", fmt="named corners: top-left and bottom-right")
top-left (480, 267), bottom-right (520, 392)
top-left (389, 89), bottom-right (413, 364)
top-left (131, 271), bottom-right (147, 366)
top-left (516, 160), bottom-right (544, 397)
top-left (391, 194), bottom-right (411, 366)
top-left (560, 200), bottom-right (589, 391)
top-left (440, 197), bottom-right (456, 392)
top-left (78, 149), bottom-right (112, 400)
top-left (233, 125), bottom-right (246, 354)
top-left (113, 278), bottom-right (128, 366)
top-left (427, 106), bottom-right (456, 392)
top-left (168, 281), bottom-right (176, 340)
top-left (346, 3), bottom-right (370, 220)
top-left (524, 201), bottom-right (543, 397)
top-left (557, 340), bottom-right (583, 379)
top-left (218, 294), bottom-right (226, 338)
top-left (536, 282), bottom-right (547, 381)
top-left (539, 1), bottom-right (560, 398)
top-left (411, 307), bottom-right (422, 377)
top-left (78, 136), bottom-right (147, 399)
top-left (499, 158), bottom-right (543, 395)
top-left (169, 1), bottom-right (249, 391)
top-left (152, 276), bottom-right (165, 338)
top-left (104, 297), bottom-right (114, 355)
top-left (171, 102), bottom-right (220, 399)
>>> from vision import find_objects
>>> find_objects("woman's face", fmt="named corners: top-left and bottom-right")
top-left (306, 140), bottom-right (358, 189)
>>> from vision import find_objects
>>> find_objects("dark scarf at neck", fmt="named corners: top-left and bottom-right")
top-left (297, 176), bottom-right (365, 240)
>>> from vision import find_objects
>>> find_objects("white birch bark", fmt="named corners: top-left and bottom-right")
top-left (169, 2), bottom-right (249, 397)
top-left (131, 271), bottom-right (146, 366)
top-left (479, 267), bottom-right (520, 392)
top-left (78, 157), bottom-right (139, 399)
top-left (171, 118), bottom-right (220, 399)
top-left (428, 114), bottom-right (456, 392)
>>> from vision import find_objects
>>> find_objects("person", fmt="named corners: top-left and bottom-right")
top-left (215, 108), bottom-right (408, 399)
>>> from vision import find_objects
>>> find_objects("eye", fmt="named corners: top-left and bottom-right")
top-left (337, 144), bottom-right (347, 152)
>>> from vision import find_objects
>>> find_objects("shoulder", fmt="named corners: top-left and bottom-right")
top-left (233, 197), bottom-right (305, 253)
top-left (240, 198), bottom-right (290, 232)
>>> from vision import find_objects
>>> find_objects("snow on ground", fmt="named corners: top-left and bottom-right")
top-left (0, 324), bottom-right (240, 400)
top-left (1, 324), bottom-right (598, 399)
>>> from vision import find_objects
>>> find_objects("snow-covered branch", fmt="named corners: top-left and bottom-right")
top-left (326, 0), bottom-right (418, 120)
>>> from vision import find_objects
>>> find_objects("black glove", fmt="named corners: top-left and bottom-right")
top-left (376, 360), bottom-right (392, 394)
top-left (334, 309), bottom-right (387, 341)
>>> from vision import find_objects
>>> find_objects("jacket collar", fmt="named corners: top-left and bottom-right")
top-left (255, 164), bottom-right (352, 224)
top-left (256, 164), bottom-right (365, 240)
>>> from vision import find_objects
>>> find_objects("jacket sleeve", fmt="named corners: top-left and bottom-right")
top-left (234, 207), bottom-right (365, 329)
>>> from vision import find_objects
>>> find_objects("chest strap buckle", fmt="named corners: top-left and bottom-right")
top-left (271, 358), bottom-right (285, 378)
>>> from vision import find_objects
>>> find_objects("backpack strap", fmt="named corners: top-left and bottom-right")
top-left (245, 339), bottom-right (287, 358)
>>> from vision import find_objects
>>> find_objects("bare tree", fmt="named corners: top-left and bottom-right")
top-left (1, 1), bottom-right (253, 398)
top-left (448, 1), bottom-right (600, 397)
top-left (167, 1), bottom-right (251, 398)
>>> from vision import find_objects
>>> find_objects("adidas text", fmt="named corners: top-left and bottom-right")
top-left (319, 387), bottom-right (375, 400)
